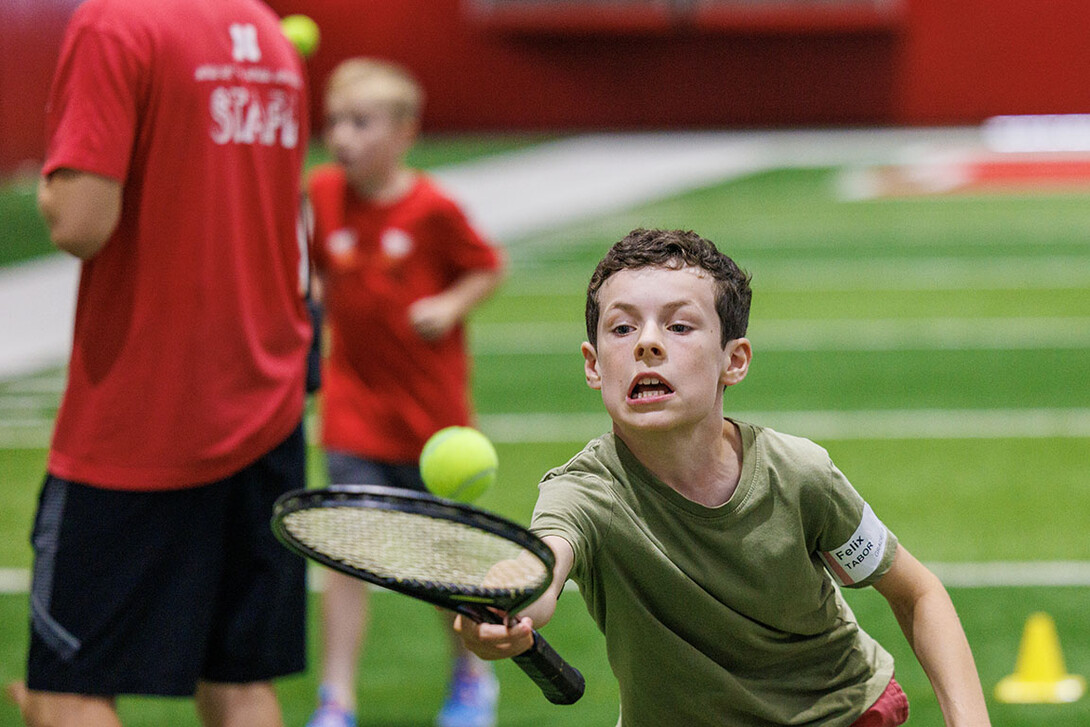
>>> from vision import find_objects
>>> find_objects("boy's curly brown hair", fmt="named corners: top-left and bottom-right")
top-left (585, 228), bottom-right (752, 348)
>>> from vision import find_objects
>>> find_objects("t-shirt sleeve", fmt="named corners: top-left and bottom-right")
top-left (530, 470), bottom-right (610, 586)
top-left (814, 460), bottom-right (899, 589)
top-left (433, 199), bottom-right (504, 276)
top-left (305, 165), bottom-right (350, 274)
top-left (43, 6), bottom-right (143, 181)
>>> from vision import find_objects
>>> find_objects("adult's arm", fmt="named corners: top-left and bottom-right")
top-left (38, 168), bottom-right (122, 260)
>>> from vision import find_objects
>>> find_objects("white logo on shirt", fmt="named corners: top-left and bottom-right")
top-left (209, 87), bottom-right (299, 148)
top-left (380, 229), bottom-right (413, 260)
top-left (327, 229), bottom-right (358, 258)
top-left (820, 504), bottom-right (888, 586)
top-left (229, 24), bottom-right (261, 63)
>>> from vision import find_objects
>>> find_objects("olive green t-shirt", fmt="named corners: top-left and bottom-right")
top-left (532, 420), bottom-right (898, 727)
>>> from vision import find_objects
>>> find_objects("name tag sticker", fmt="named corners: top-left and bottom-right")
top-left (820, 504), bottom-right (888, 586)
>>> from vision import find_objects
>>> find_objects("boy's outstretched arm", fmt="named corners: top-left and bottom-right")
top-left (873, 544), bottom-right (991, 726)
top-left (454, 535), bottom-right (573, 660)
top-left (409, 268), bottom-right (505, 340)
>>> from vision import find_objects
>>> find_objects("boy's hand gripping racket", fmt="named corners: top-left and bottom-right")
top-left (271, 485), bottom-right (585, 705)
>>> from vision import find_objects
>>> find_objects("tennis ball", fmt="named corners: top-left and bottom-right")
top-left (280, 14), bottom-right (320, 58)
top-left (420, 426), bottom-right (497, 503)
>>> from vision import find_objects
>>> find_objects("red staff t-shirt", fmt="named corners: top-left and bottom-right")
top-left (308, 166), bottom-right (503, 463)
top-left (43, 0), bottom-right (310, 490)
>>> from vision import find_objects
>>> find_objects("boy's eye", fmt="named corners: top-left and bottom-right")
top-left (344, 114), bottom-right (371, 130)
top-left (326, 114), bottom-right (372, 131)
top-left (667, 323), bottom-right (692, 333)
top-left (611, 324), bottom-right (635, 336)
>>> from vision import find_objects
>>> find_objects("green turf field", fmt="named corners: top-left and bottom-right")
top-left (2, 139), bottom-right (1088, 725)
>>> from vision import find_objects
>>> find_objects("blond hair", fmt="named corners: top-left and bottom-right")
top-left (325, 58), bottom-right (424, 121)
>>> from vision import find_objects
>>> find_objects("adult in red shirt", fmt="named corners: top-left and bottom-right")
top-left (22, 0), bottom-right (311, 725)
top-left (304, 59), bottom-right (505, 727)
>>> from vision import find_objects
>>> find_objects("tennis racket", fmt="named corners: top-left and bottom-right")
top-left (271, 485), bottom-right (585, 705)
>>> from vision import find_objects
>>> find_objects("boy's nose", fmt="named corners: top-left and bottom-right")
top-left (326, 121), bottom-right (352, 148)
top-left (634, 337), bottom-right (665, 360)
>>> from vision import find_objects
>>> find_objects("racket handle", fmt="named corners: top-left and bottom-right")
top-left (512, 629), bottom-right (585, 705)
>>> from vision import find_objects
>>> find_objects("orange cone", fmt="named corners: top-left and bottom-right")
top-left (995, 612), bottom-right (1085, 704)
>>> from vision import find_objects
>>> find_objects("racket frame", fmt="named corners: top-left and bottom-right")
top-left (271, 485), bottom-right (586, 705)
top-left (272, 485), bottom-right (553, 621)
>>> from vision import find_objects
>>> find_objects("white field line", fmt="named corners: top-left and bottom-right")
top-left (750, 317), bottom-right (1090, 351)
top-left (469, 317), bottom-right (1090, 354)
top-left (4, 408), bottom-right (1090, 449)
top-left (3, 562), bottom-right (1090, 595)
top-left (0, 429), bottom-right (55, 448)
top-left (474, 409), bottom-right (1090, 443)
top-left (928, 561), bottom-right (1090, 588)
top-left (2, 372), bottom-right (66, 393)
top-left (0, 396), bottom-right (52, 410)
top-left (7, 314), bottom-right (1085, 446)
top-left (0, 569), bottom-right (29, 594)
top-left (755, 257), bottom-right (1090, 291)
top-left (313, 560), bottom-right (1090, 592)
top-left (0, 314), bottom-right (1081, 437)
top-left (505, 255), bottom-right (1090, 294)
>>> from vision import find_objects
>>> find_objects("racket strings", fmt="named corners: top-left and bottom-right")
top-left (283, 507), bottom-right (548, 595)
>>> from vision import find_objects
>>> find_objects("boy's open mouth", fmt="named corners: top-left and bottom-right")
top-left (628, 375), bottom-right (674, 401)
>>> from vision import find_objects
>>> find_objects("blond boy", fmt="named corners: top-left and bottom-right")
top-left (306, 58), bottom-right (505, 727)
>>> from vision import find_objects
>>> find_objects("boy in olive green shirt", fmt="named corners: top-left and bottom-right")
top-left (456, 228), bottom-right (990, 726)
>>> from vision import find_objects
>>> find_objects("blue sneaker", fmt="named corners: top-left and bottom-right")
top-left (306, 686), bottom-right (357, 727)
top-left (435, 661), bottom-right (499, 727)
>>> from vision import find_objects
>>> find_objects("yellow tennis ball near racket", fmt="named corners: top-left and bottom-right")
top-left (420, 426), bottom-right (497, 503)
top-left (280, 14), bottom-right (320, 58)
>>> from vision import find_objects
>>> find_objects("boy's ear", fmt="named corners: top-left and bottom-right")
top-left (721, 337), bottom-right (752, 388)
top-left (581, 342), bottom-right (603, 390)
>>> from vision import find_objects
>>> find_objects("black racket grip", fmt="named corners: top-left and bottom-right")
top-left (512, 629), bottom-right (585, 705)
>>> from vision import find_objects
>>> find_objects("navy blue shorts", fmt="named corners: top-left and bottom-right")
top-left (325, 450), bottom-right (427, 492)
top-left (26, 424), bottom-right (308, 697)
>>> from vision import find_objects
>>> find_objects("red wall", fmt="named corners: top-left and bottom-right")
top-left (5, 0), bottom-right (1090, 173)
top-left (0, 1), bottom-right (80, 174)
top-left (896, 0), bottom-right (1090, 122)
top-left (265, 0), bottom-right (1090, 131)
top-left (271, 0), bottom-right (903, 130)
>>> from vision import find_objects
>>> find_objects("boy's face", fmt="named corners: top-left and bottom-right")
top-left (582, 265), bottom-right (750, 436)
top-left (324, 86), bottom-right (415, 190)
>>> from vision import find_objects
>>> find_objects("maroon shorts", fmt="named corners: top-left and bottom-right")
top-left (850, 676), bottom-right (910, 727)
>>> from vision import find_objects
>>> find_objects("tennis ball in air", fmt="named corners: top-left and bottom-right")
top-left (280, 14), bottom-right (320, 58)
top-left (420, 426), bottom-right (498, 503)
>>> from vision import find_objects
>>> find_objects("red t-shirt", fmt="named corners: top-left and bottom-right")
top-left (44, 0), bottom-right (310, 490)
top-left (308, 166), bottom-right (503, 463)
